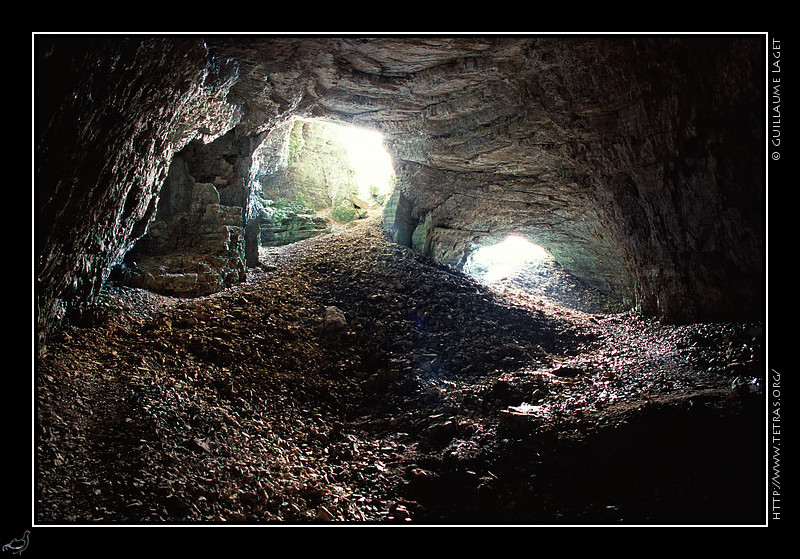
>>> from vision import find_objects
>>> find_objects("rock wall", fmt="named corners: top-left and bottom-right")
top-left (254, 117), bottom-right (384, 219)
top-left (35, 36), bottom-right (242, 343)
top-left (365, 37), bottom-right (765, 321)
top-left (120, 155), bottom-right (247, 296)
top-left (255, 199), bottom-right (329, 247)
top-left (257, 118), bottom-right (356, 210)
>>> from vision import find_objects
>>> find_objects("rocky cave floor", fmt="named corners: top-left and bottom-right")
top-left (36, 213), bottom-right (766, 526)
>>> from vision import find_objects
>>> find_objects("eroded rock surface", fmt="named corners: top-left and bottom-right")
top-left (206, 36), bottom-right (764, 320)
top-left (119, 157), bottom-right (247, 297)
top-left (35, 36), bottom-right (242, 342)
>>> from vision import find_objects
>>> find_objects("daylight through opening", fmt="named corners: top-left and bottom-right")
top-left (330, 122), bottom-right (395, 202)
top-left (464, 235), bottom-right (550, 284)
top-left (252, 118), bottom-right (395, 247)
top-left (464, 234), bottom-right (625, 314)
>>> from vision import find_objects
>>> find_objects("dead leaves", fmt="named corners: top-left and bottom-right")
top-left (36, 216), bottom-right (764, 524)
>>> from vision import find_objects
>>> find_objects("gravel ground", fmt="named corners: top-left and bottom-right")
top-left (35, 213), bottom-right (766, 527)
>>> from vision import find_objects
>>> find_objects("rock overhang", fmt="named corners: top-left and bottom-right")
top-left (35, 34), bottom-right (766, 343)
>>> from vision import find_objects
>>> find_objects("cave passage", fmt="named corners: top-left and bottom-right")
top-left (33, 36), bottom-right (767, 530)
top-left (464, 235), bottom-right (549, 284)
top-left (252, 117), bottom-right (396, 248)
top-left (463, 234), bottom-right (626, 314)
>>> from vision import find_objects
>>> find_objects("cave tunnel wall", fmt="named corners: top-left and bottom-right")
top-left (34, 36), bottom-right (243, 343)
top-left (377, 36), bottom-right (765, 321)
top-left (34, 35), bottom-right (766, 346)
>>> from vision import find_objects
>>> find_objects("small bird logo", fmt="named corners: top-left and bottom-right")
top-left (2, 531), bottom-right (29, 555)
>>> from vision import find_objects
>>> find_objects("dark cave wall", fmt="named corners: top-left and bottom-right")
top-left (380, 36), bottom-right (765, 321)
top-left (602, 37), bottom-right (765, 319)
top-left (34, 36), bottom-right (242, 342)
top-left (34, 35), bottom-right (766, 347)
top-left (121, 128), bottom-right (268, 297)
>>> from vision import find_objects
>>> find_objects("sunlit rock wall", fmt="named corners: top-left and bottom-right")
top-left (255, 118), bottom-right (359, 211)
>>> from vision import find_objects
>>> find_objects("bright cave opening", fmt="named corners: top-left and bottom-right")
top-left (464, 234), bottom-right (625, 314)
top-left (252, 117), bottom-right (395, 247)
top-left (464, 235), bottom-right (549, 284)
top-left (330, 121), bottom-right (395, 203)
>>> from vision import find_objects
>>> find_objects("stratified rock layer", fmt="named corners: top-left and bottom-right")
top-left (35, 35), bottom-right (765, 344)
top-left (256, 199), bottom-right (329, 247)
top-left (122, 163), bottom-right (247, 297)
top-left (35, 37), bottom-right (241, 342)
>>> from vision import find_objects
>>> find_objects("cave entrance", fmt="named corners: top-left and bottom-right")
top-left (464, 235), bottom-right (624, 314)
top-left (329, 121), bottom-right (395, 203)
top-left (252, 117), bottom-right (395, 247)
top-left (464, 235), bottom-right (549, 284)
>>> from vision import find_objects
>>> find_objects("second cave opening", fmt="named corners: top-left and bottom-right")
top-left (463, 234), bottom-right (626, 315)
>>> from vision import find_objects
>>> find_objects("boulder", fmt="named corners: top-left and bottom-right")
top-left (323, 306), bottom-right (348, 333)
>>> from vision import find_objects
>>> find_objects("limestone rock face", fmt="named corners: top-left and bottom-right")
top-left (35, 35), bottom-right (765, 342)
top-left (35, 36), bottom-right (242, 341)
top-left (122, 157), bottom-right (246, 297)
top-left (255, 198), bottom-right (329, 247)
top-left (252, 117), bottom-right (386, 239)
top-left (256, 118), bottom-right (356, 211)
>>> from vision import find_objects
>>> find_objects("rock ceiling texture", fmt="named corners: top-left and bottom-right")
top-left (34, 35), bottom-right (765, 344)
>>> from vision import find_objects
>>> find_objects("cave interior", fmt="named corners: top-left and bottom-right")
top-left (31, 33), bottom-right (768, 531)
